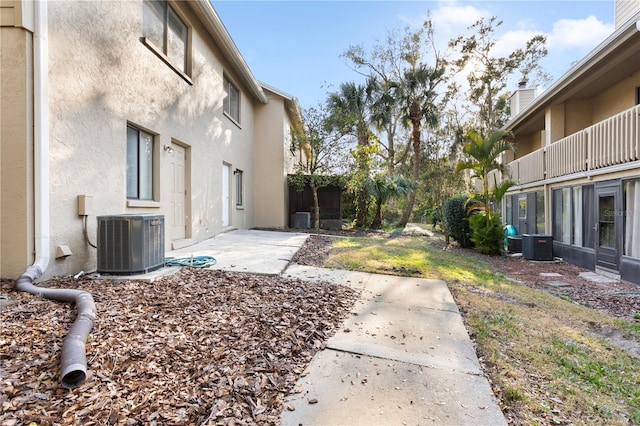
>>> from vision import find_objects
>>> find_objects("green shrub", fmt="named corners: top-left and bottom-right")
top-left (442, 195), bottom-right (473, 248)
top-left (469, 212), bottom-right (504, 255)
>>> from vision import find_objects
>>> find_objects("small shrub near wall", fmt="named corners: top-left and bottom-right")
top-left (469, 212), bottom-right (504, 255)
top-left (442, 195), bottom-right (473, 248)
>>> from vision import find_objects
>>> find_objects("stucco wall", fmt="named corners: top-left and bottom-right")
top-left (591, 70), bottom-right (640, 123)
top-left (253, 94), bottom-right (290, 228)
top-left (564, 99), bottom-right (593, 136)
top-left (14, 0), bottom-right (258, 279)
top-left (517, 132), bottom-right (540, 156)
top-left (0, 27), bottom-right (34, 278)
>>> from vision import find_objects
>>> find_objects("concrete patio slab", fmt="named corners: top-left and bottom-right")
top-left (166, 229), bottom-right (309, 275)
top-left (280, 349), bottom-right (506, 426)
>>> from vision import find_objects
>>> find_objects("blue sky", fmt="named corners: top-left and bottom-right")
top-left (213, 1), bottom-right (615, 110)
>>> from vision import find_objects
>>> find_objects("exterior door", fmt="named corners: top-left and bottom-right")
top-left (517, 195), bottom-right (527, 234)
top-left (222, 163), bottom-right (230, 227)
top-left (170, 144), bottom-right (186, 241)
top-left (595, 181), bottom-right (622, 272)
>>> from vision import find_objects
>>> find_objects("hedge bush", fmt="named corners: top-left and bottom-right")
top-left (469, 212), bottom-right (504, 255)
top-left (442, 195), bottom-right (473, 248)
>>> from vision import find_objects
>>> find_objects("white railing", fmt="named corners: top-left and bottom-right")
top-left (511, 104), bottom-right (640, 184)
top-left (547, 131), bottom-right (587, 178)
top-left (517, 149), bottom-right (545, 184)
top-left (590, 105), bottom-right (639, 169)
top-left (506, 159), bottom-right (519, 182)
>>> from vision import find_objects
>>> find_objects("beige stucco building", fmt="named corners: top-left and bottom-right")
top-left (1, 0), bottom-right (301, 280)
top-left (500, 1), bottom-right (640, 284)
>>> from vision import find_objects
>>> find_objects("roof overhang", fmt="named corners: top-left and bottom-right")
top-left (260, 82), bottom-right (303, 128)
top-left (189, 1), bottom-right (268, 104)
top-left (505, 12), bottom-right (640, 133)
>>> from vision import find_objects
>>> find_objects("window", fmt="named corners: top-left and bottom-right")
top-left (582, 185), bottom-right (595, 249)
top-left (143, 0), bottom-right (188, 74)
top-left (625, 179), bottom-right (640, 258)
top-left (518, 196), bottom-right (527, 220)
top-left (224, 76), bottom-right (240, 123)
top-left (636, 86), bottom-right (640, 105)
top-left (235, 169), bottom-right (244, 207)
top-left (553, 188), bottom-right (571, 244)
top-left (127, 125), bottom-right (155, 200)
top-left (553, 185), bottom-right (595, 248)
top-left (572, 186), bottom-right (583, 246)
top-left (535, 191), bottom-right (545, 233)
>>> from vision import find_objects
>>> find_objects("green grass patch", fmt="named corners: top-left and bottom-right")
top-left (324, 234), bottom-right (640, 424)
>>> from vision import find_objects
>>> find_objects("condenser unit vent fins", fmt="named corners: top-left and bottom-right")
top-left (97, 214), bottom-right (165, 275)
top-left (522, 234), bottom-right (553, 261)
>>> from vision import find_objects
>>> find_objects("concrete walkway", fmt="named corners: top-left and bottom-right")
top-left (164, 229), bottom-right (506, 425)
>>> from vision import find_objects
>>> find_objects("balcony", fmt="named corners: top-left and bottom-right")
top-left (503, 104), bottom-right (640, 187)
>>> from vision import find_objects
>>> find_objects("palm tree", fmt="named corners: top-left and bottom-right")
top-left (326, 81), bottom-right (376, 228)
top-left (395, 63), bottom-right (445, 227)
top-left (366, 175), bottom-right (416, 229)
top-left (454, 129), bottom-right (515, 224)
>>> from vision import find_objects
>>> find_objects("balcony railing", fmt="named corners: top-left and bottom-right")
top-left (501, 104), bottom-right (640, 186)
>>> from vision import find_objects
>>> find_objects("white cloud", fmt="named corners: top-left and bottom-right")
top-left (547, 15), bottom-right (614, 50)
top-left (492, 29), bottom-right (542, 56)
top-left (431, 0), bottom-right (490, 32)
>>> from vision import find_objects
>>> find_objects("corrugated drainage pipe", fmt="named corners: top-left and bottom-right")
top-left (16, 266), bottom-right (96, 389)
top-left (14, 0), bottom-right (97, 390)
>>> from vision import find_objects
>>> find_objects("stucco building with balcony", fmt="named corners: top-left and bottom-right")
top-left (501, 1), bottom-right (640, 284)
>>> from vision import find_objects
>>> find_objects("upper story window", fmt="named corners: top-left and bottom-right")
top-left (143, 0), bottom-right (189, 76)
top-left (127, 125), bottom-right (155, 200)
top-left (224, 76), bottom-right (241, 123)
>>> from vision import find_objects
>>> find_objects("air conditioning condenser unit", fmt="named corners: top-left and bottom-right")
top-left (293, 212), bottom-right (311, 229)
top-left (522, 234), bottom-right (553, 261)
top-left (97, 214), bottom-right (165, 275)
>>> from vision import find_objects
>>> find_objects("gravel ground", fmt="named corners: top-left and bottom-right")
top-left (0, 268), bottom-right (359, 425)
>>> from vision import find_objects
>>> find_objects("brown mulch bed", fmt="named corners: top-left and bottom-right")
top-left (0, 269), bottom-right (359, 425)
top-left (427, 237), bottom-right (640, 322)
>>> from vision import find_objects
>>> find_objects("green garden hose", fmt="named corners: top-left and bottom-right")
top-left (164, 255), bottom-right (217, 268)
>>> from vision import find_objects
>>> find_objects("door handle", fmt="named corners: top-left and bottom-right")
top-left (593, 223), bottom-right (598, 231)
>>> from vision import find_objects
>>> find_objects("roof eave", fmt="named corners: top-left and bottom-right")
top-left (191, 1), bottom-right (268, 105)
top-left (260, 82), bottom-right (303, 127)
top-left (505, 13), bottom-right (640, 130)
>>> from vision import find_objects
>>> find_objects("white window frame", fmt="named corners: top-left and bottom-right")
top-left (224, 76), bottom-right (241, 124)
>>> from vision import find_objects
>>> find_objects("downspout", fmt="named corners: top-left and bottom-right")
top-left (15, 0), bottom-right (96, 390)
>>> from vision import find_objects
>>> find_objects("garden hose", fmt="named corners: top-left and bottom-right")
top-left (165, 255), bottom-right (217, 268)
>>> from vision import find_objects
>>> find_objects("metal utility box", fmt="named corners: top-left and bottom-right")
top-left (507, 236), bottom-right (522, 253)
top-left (97, 214), bottom-right (165, 275)
top-left (292, 212), bottom-right (311, 229)
top-left (522, 234), bottom-right (553, 261)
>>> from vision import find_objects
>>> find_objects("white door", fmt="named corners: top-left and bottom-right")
top-left (170, 144), bottom-right (186, 240)
top-left (222, 163), bottom-right (230, 227)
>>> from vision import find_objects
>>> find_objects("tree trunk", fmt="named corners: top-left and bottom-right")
top-left (355, 192), bottom-right (367, 228)
top-left (311, 184), bottom-right (320, 230)
top-left (398, 113), bottom-right (421, 227)
top-left (371, 202), bottom-right (383, 229)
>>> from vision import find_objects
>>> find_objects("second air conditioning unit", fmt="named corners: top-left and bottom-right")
top-left (522, 234), bottom-right (553, 261)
